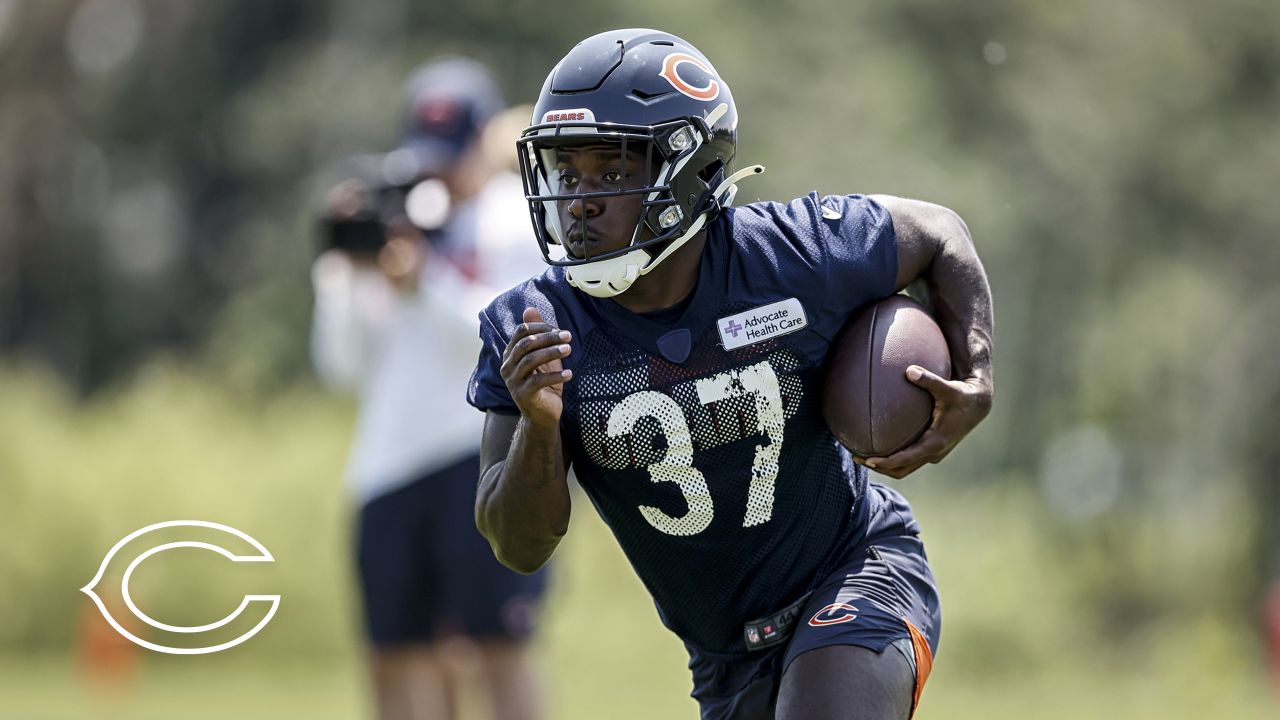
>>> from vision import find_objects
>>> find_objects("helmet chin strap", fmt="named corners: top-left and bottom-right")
top-left (567, 164), bottom-right (765, 298)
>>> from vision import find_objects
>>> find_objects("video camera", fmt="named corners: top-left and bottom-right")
top-left (319, 152), bottom-right (452, 256)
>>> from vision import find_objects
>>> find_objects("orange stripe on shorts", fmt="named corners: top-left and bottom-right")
top-left (903, 617), bottom-right (934, 717)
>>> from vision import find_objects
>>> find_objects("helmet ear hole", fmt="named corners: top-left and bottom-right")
top-left (689, 160), bottom-right (728, 216)
top-left (698, 159), bottom-right (725, 184)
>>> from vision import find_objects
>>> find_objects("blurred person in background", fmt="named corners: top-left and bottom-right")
top-left (310, 57), bottom-right (547, 720)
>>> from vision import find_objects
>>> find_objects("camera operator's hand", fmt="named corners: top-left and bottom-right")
top-left (377, 217), bottom-right (428, 293)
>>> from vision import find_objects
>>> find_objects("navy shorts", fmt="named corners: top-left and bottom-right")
top-left (687, 482), bottom-right (940, 720)
top-left (355, 453), bottom-right (550, 647)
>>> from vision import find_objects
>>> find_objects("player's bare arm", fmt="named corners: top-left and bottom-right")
top-left (475, 307), bottom-right (573, 573)
top-left (865, 195), bottom-right (995, 479)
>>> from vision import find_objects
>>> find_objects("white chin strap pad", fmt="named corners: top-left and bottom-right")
top-left (565, 164), bottom-right (765, 299)
top-left (566, 248), bottom-right (650, 298)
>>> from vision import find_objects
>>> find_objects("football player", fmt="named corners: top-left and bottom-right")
top-left (467, 29), bottom-right (993, 720)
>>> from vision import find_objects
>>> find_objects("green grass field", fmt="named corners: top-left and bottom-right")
top-left (0, 366), bottom-right (1276, 719)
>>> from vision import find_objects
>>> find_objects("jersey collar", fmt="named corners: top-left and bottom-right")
top-left (585, 218), bottom-right (729, 364)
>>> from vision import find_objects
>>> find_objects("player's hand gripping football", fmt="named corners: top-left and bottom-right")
top-left (501, 308), bottom-right (573, 429)
top-left (862, 367), bottom-right (992, 479)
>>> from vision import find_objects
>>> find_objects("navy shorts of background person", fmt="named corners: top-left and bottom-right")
top-left (468, 29), bottom-right (994, 720)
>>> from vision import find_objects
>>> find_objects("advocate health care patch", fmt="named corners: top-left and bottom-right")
top-left (716, 298), bottom-right (808, 351)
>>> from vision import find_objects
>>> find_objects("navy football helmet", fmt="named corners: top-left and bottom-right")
top-left (518, 29), bottom-right (762, 297)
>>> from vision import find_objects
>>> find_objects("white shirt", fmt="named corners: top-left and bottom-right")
top-left (311, 172), bottom-right (544, 502)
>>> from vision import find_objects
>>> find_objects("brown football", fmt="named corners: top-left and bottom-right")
top-left (823, 295), bottom-right (952, 458)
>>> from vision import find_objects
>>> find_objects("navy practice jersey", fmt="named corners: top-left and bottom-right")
top-left (468, 193), bottom-right (899, 654)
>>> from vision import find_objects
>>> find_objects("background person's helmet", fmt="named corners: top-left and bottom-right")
top-left (382, 56), bottom-right (505, 187)
top-left (518, 28), bottom-right (762, 298)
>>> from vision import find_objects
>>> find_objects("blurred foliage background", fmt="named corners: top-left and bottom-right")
top-left (1, 0), bottom-right (1279, 717)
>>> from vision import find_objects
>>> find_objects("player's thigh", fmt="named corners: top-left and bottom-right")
top-left (775, 644), bottom-right (914, 720)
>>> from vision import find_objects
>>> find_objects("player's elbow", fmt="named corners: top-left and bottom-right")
top-left (914, 202), bottom-right (971, 251)
top-left (482, 528), bottom-right (558, 574)
top-left (920, 205), bottom-right (980, 275)
top-left (475, 498), bottom-right (563, 575)
top-left (493, 546), bottom-right (553, 575)
top-left (479, 517), bottom-right (563, 574)
top-left (941, 207), bottom-right (974, 251)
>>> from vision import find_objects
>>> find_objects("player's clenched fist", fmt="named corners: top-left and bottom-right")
top-left (500, 307), bottom-right (573, 428)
